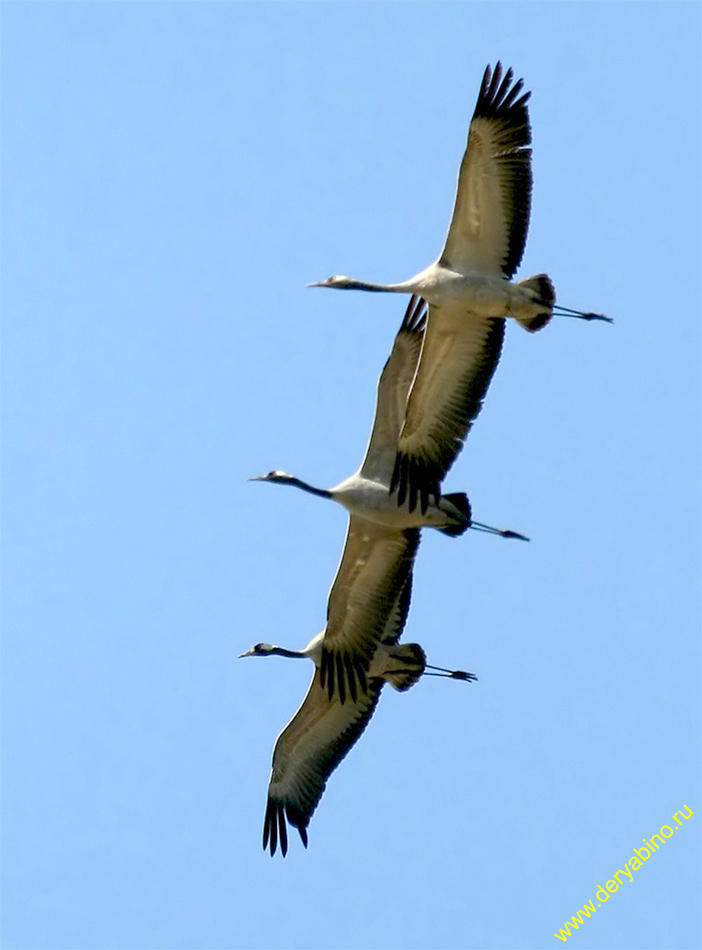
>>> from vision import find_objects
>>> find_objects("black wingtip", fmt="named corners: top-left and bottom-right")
top-left (285, 804), bottom-right (309, 851)
top-left (477, 61), bottom-right (530, 119)
top-left (278, 803), bottom-right (288, 857)
top-left (265, 799), bottom-right (278, 856)
top-left (263, 804), bottom-right (271, 854)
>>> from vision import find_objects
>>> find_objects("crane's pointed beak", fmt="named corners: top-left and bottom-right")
top-left (306, 280), bottom-right (327, 288)
top-left (238, 648), bottom-right (256, 658)
top-left (246, 475), bottom-right (266, 482)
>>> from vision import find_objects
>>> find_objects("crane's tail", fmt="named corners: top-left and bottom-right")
top-left (382, 643), bottom-right (426, 692)
top-left (513, 274), bottom-right (555, 332)
top-left (436, 492), bottom-right (471, 537)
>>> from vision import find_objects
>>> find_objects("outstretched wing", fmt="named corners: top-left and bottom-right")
top-left (319, 517), bottom-right (420, 702)
top-left (263, 672), bottom-right (383, 856)
top-left (391, 304), bottom-right (505, 511)
top-left (263, 575), bottom-right (414, 856)
top-left (440, 62), bottom-right (532, 280)
top-left (359, 295), bottom-right (427, 483)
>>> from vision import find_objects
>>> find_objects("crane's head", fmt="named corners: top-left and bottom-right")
top-left (247, 470), bottom-right (294, 485)
top-left (239, 642), bottom-right (275, 658)
top-left (307, 275), bottom-right (357, 289)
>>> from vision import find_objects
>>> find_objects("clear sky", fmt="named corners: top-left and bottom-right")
top-left (1, 3), bottom-right (700, 949)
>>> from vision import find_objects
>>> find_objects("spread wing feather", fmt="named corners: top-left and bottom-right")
top-left (391, 304), bottom-right (505, 511)
top-left (320, 517), bottom-right (420, 703)
top-left (439, 62), bottom-right (532, 279)
top-left (263, 673), bottom-right (383, 856)
top-left (359, 295), bottom-right (427, 483)
top-left (263, 576), bottom-right (413, 855)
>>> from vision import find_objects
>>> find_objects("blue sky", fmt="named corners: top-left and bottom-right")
top-left (1, 3), bottom-right (700, 949)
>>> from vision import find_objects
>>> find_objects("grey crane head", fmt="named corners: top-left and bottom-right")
top-left (239, 642), bottom-right (276, 658)
top-left (247, 470), bottom-right (294, 485)
top-left (247, 471), bottom-right (332, 501)
top-left (307, 275), bottom-right (358, 289)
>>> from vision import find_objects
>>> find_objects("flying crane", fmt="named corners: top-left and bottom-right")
top-left (240, 571), bottom-right (474, 856)
top-left (310, 63), bottom-right (611, 511)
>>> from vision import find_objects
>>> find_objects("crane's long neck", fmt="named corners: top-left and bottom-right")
top-left (332, 278), bottom-right (411, 293)
top-left (284, 476), bottom-right (332, 500)
top-left (268, 646), bottom-right (308, 659)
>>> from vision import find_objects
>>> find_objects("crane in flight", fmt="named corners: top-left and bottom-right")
top-left (240, 570), bottom-right (475, 856)
top-left (310, 63), bottom-right (611, 511)
top-left (250, 296), bottom-right (528, 536)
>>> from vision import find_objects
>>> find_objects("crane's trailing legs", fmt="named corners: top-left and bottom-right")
top-left (424, 664), bottom-right (478, 681)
